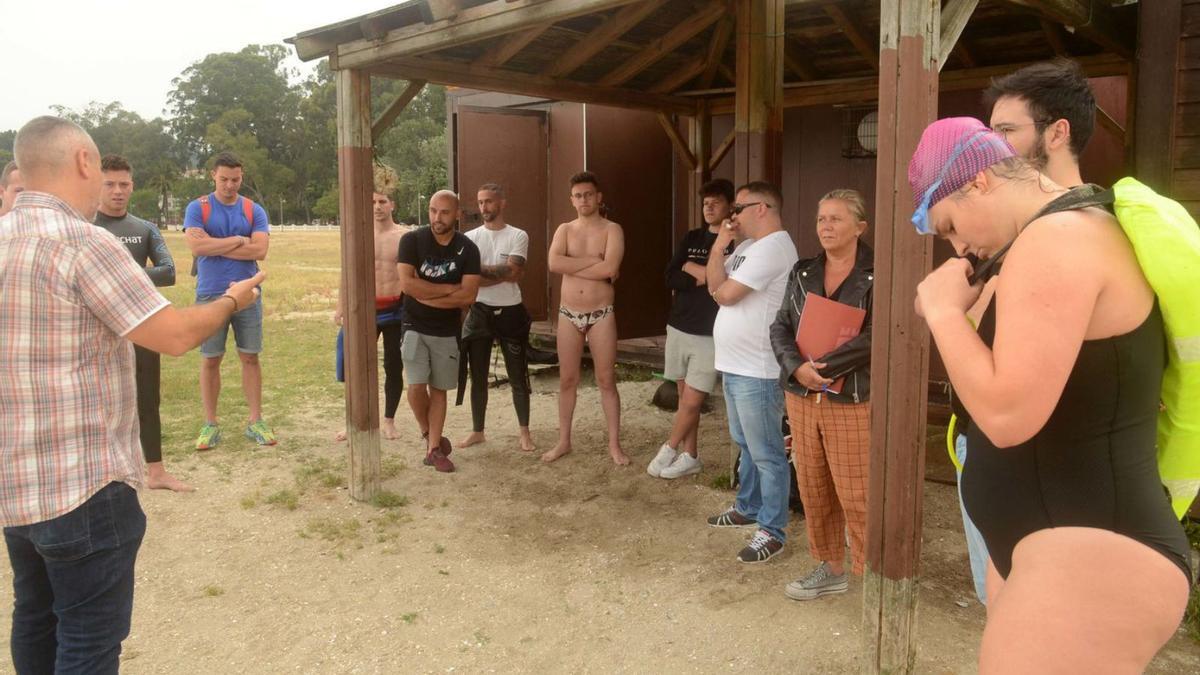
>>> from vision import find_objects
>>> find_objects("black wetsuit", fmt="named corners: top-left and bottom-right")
top-left (959, 189), bottom-right (1191, 583)
top-left (93, 211), bottom-right (175, 464)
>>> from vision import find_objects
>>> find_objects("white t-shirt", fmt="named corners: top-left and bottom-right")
top-left (464, 223), bottom-right (530, 307)
top-left (712, 231), bottom-right (798, 379)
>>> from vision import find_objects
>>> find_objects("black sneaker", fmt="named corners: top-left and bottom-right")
top-left (736, 530), bottom-right (784, 564)
top-left (707, 508), bottom-right (756, 528)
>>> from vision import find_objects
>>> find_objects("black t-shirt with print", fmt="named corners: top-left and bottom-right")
top-left (398, 226), bottom-right (481, 336)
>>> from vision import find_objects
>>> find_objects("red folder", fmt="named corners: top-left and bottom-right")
top-left (794, 294), bottom-right (867, 394)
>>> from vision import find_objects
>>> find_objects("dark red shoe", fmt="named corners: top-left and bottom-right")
top-left (427, 432), bottom-right (453, 466)
top-left (425, 449), bottom-right (455, 473)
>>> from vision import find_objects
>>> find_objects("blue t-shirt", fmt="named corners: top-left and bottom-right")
top-left (183, 194), bottom-right (269, 297)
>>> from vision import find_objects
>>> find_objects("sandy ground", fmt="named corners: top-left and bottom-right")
top-left (2, 370), bottom-right (1199, 674)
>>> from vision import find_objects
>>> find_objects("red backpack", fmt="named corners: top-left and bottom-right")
top-left (198, 194), bottom-right (256, 225)
top-left (190, 194), bottom-right (258, 276)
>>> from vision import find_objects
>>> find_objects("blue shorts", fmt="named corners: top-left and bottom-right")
top-left (198, 293), bottom-right (263, 357)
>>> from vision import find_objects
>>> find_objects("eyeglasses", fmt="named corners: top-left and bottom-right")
top-left (731, 201), bottom-right (771, 216)
top-left (911, 129), bottom-right (989, 235)
top-left (990, 120), bottom-right (1052, 140)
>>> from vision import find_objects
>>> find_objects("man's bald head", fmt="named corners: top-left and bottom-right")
top-left (12, 116), bottom-right (103, 218)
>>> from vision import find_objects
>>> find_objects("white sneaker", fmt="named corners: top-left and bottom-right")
top-left (660, 452), bottom-right (702, 479)
top-left (647, 444), bottom-right (677, 477)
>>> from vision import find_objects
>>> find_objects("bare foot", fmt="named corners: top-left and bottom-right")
top-left (146, 463), bottom-right (195, 492)
top-left (381, 419), bottom-right (399, 440)
top-left (460, 431), bottom-right (486, 448)
top-left (518, 428), bottom-right (536, 452)
top-left (609, 446), bottom-right (631, 466)
top-left (541, 442), bottom-right (571, 463)
top-left (334, 430), bottom-right (347, 442)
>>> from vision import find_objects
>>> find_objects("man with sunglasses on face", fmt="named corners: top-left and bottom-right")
top-left (704, 182), bottom-right (797, 564)
top-left (943, 58), bottom-right (1097, 605)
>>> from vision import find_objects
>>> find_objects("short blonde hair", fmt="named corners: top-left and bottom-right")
top-left (374, 162), bottom-right (399, 200)
top-left (819, 189), bottom-right (868, 223)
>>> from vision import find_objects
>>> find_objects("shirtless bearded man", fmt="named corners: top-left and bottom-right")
top-left (335, 178), bottom-right (412, 440)
top-left (544, 171), bottom-right (628, 465)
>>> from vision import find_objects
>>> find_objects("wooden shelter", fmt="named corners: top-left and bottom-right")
top-left (287, 1), bottom-right (1194, 671)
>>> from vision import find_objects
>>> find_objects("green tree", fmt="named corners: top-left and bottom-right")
top-left (51, 102), bottom-right (183, 224)
top-left (372, 81), bottom-right (448, 224)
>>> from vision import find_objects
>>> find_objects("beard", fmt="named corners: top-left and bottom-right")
top-left (1026, 137), bottom-right (1050, 172)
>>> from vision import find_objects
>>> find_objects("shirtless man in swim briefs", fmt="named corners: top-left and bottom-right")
top-left (543, 171), bottom-right (628, 465)
top-left (334, 182), bottom-right (413, 440)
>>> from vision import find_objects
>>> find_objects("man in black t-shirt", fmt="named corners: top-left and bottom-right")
top-left (647, 179), bottom-right (735, 480)
top-left (397, 190), bottom-right (481, 473)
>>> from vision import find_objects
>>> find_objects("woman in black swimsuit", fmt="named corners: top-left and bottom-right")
top-left (908, 117), bottom-right (1190, 672)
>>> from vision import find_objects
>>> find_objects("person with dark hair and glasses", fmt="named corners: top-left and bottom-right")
top-left (984, 58), bottom-right (1095, 189)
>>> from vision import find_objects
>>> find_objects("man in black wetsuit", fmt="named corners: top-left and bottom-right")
top-left (94, 154), bottom-right (193, 492)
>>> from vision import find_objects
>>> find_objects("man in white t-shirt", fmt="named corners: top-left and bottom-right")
top-left (456, 183), bottom-right (535, 452)
top-left (704, 181), bottom-right (798, 564)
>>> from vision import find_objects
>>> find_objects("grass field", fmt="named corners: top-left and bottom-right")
top-left (157, 230), bottom-right (344, 456)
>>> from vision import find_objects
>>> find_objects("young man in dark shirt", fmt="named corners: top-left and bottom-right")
top-left (648, 179), bottom-right (735, 479)
top-left (397, 190), bottom-right (481, 472)
top-left (94, 154), bottom-right (192, 492)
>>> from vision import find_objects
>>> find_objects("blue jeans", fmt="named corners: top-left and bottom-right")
top-left (4, 482), bottom-right (146, 674)
top-left (956, 434), bottom-right (989, 605)
top-left (723, 373), bottom-right (789, 541)
top-left (197, 293), bottom-right (264, 357)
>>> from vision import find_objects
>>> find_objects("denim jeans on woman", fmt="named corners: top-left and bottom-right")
top-left (3, 481), bottom-right (146, 674)
top-left (723, 373), bottom-right (790, 541)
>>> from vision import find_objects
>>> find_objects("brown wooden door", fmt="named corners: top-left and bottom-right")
top-left (454, 106), bottom-right (550, 320)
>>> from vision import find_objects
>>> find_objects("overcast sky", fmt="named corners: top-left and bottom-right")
top-left (1, 0), bottom-right (393, 131)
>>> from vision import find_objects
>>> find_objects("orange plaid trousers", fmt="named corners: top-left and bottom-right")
top-left (785, 391), bottom-right (870, 575)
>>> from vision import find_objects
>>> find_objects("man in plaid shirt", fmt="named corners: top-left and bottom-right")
top-left (0, 116), bottom-right (265, 673)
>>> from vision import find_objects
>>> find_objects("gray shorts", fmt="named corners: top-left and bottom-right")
top-left (401, 331), bottom-right (459, 391)
top-left (663, 325), bottom-right (718, 394)
top-left (198, 293), bottom-right (263, 357)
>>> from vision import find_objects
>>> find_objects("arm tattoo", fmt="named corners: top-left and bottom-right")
top-left (480, 263), bottom-right (509, 281)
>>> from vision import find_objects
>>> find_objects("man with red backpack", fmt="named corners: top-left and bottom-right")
top-left (183, 152), bottom-right (275, 449)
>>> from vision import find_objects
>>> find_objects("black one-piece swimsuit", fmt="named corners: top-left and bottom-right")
top-left (961, 299), bottom-right (1192, 583)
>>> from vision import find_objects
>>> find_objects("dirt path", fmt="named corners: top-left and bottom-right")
top-left (2, 374), bottom-right (1198, 673)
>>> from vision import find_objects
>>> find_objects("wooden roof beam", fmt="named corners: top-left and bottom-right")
top-left (1004, 0), bottom-right (1134, 60)
top-left (709, 127), bottom-right (736, 172)
top-left (421, 0), bottom-right (466, 24)
top-left (371, 79), bottom-right (426, 143)
top-left (704, 52), bottom-right (1131, 113)
top-left (954, 42), bottom-right (978, 68)
top-left (699, 15), bottom-right (735, 88)
top-left (823, 4), bottom-right (877, 73)
top-left (1040, 19), bottom-right (1069, 56)
top-left (336, 0), bottom-right (644, 70)
top-left (370, 56), bottom-right (696, 114)
top-left (477, 21), bottom-right (554, 67)
top-left (598, 0), bottom-right (728, 87)
top-left (651, 55), bottom-right (708, 94)
top-left (544, 1), bottom-right (661, 78)
top-left (656, 113), bottom-right (698, 169)
top-left (784, 39), bottom-right (818, 81)
top-left (938, 0), bottom-right (978, 72)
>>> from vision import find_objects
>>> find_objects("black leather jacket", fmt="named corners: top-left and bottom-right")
top-left (769, 242), bottom-right (873, 403)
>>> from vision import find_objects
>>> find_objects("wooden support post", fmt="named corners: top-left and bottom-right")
top-left (687, 100), bottom-right (713, 231)
top-left (863, 1), bottom-right (939, 672)
top-left (710, 127), bottom-right (736, 172)
top-left (938, 0), bottom-right (978, 72)
top-left (1132, 0), bottom-right (1181, 193)
top-left (335, 68), bottom-right (381, 501)
top-left (733, 0), bottom-right (784, 187)
top-left (657, 113), bottom-right (698, 170)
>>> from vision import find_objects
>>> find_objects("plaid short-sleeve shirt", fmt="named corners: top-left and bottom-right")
top-left (0, 192), bottom-right (169, 526)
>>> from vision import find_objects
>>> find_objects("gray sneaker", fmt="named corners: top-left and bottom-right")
top-left (785, 562), bottom-right (849, 600)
